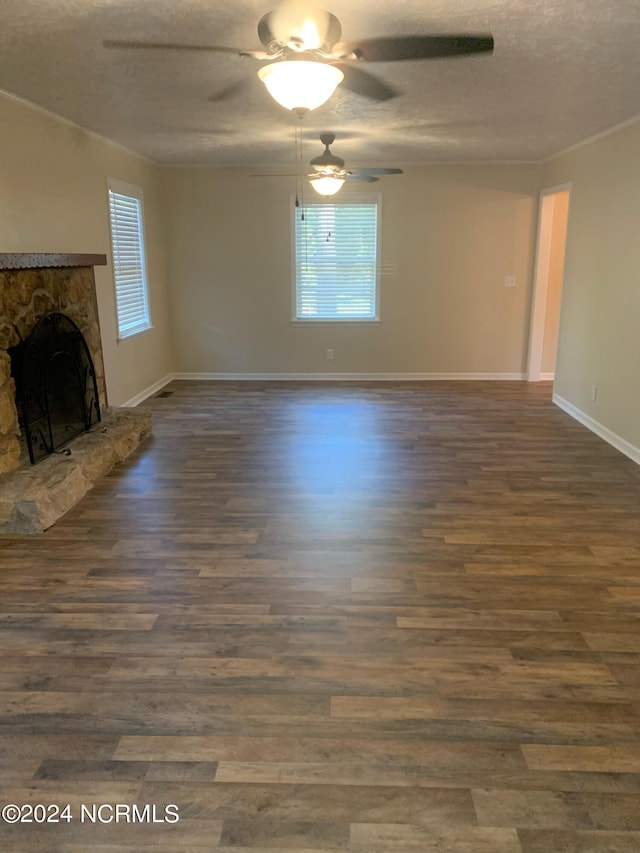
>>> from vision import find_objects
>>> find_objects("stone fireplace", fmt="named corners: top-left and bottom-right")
top-left (0, 253), bottom-right (151, 533)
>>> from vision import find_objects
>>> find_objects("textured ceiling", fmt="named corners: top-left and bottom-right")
top-left (1, 0), bottom-right (639, 168)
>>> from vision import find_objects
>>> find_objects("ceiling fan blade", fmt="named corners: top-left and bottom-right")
top-left (335, 64), bottom-right (398, 101)
top-left (208, 79), bottom-right (251, 103)
top-left (333, 34), bottom-right (494, 63)
top-left (103, 39), bottom-right (269, 59)
top-left (351, 167), bottom-right (404, 176)
top-left (253, 173), bottom-right (389, 183)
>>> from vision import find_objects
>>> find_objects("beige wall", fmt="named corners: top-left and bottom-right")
top-left (0, 91), bottom-right (173, 406)
top-left (542, 120), bottom-right (640, 453)
top-left (162, 164), bottom-right (540, 376)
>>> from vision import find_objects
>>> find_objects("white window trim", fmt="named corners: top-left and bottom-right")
top-left (290, 192), bottom-right (382, 323)
top-left (107, 177), bottom-right (153, 342)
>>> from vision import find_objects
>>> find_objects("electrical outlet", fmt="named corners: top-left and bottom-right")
top-left (504, 275), bottom-right (516, 288)
top-left (326, 348), bottom-right (334, 360)
top-left (591, 384), bottom-right (597, 402)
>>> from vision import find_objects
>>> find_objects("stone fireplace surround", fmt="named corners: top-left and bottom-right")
top-left (0, 254), bottom-right (151, 533)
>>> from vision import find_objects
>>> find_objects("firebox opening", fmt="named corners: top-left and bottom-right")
top-left (10, 312), bottom-right (101, 464)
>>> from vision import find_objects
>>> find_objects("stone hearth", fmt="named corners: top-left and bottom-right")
top-left (0, 253), bottom-right (151, 533)
top-left (0, 408), bottom-right (151, 534)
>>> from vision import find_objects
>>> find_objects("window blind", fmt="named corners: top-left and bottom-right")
top-left (295, 201), bottom-right (379, 320)
top-left (108, 186), bottom-right (151, 339)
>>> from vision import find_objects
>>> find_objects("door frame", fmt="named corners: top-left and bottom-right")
top-left (526, 182), bottom-right (572, 381)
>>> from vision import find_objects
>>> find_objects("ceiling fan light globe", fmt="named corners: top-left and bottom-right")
top-left (258, 61), bottom-right (343, 111)
top-left (310, 175), bottom-right (345, 196)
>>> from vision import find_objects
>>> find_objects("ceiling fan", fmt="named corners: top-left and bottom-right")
top-left (103, 1), bottom-right (494, 112)
top-left (254, 132), bottom-right (403, 195)
top-left (309, 132), bottom-right (403, 194)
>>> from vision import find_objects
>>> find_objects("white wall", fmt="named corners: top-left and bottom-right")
top-left (543, 119), bottom-right (640, 459)
top-left (0, 91), bottom-right (173, 406)
top-left (162, 163), bottom-right (541, 377)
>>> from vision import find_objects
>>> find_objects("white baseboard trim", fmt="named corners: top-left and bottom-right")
top-left (553, 393), bottom-right (640, 466)
top-left (540, 373), bottom-right (555, 381)
top-left (119, 371), bottom-right (526, 407)
top-left (121, 373), bottom-right (175, 407)
top-left (171, 372), bottom-right (527, 382)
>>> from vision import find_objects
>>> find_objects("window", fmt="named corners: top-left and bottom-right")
top-left (294, 196), bottom-right (380, 321)
top-left (107, 178), bottom-right (151, 340)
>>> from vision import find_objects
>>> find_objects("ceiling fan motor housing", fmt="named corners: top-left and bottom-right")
top-left (311, 132), bottom-right (345, 172)
top-left (257, 9), bottom-right (342, 54)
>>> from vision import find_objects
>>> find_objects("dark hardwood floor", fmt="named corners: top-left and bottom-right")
top-left (1, 380), bottom-right (640, 852)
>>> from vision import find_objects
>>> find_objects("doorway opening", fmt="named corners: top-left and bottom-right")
top-left (527, 185), bottom-right (571, 381)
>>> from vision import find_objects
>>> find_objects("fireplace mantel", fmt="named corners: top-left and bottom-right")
top-left (0, 253), bottom-right (107, 270)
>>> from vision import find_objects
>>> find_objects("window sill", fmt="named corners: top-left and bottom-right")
top-left (290, 319), bottom-right (381, 325)
top-left (117, 324), bottom-right (154, 344)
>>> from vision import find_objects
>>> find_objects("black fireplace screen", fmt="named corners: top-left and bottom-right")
top-left (11, 312), bottom-right (101, 464)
